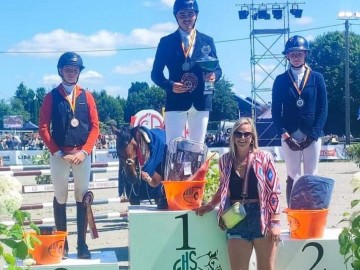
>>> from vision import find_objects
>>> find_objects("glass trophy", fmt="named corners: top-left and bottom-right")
top-left (195, 45), bottom-right (219, 95)
top-left (164, 137), bottom-right (208, 181)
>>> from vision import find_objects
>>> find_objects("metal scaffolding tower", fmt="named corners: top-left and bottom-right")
top-left (237, 1), bottom-right (304, 146)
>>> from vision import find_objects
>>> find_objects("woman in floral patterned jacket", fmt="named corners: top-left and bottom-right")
top-left (195, 117), bottom-right (281, 270)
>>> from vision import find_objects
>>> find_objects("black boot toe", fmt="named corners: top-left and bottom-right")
top-left (77, 244), bottom-right (91, 259)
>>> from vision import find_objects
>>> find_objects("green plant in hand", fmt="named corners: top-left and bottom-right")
top-left (338, 172), bottom-right (360, 270)
top-left (31, 149), bottom-right (51, 184)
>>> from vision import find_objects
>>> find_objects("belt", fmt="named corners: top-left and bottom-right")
top-left (231, 199), bottom-right (259, 204)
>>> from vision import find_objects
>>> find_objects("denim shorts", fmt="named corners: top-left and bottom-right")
top-left (226, 202), bottom-right (264, 242)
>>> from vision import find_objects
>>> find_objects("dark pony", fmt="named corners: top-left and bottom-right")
top-left (114, 126), bottom-right (165, 205)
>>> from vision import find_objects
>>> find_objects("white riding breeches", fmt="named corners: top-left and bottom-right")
top-left (50, 154), bottom-right (91, 204)
top-left (165, 106), bottom-right (209, 144)
top-left (282, 129), bottom-right (322, 182)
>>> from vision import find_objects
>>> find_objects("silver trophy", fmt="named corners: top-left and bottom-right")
top-left (196, 45), bottom-right (219, 95)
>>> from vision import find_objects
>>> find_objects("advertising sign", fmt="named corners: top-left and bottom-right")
top-left (132, 110), bottom-right (164, 129)
top-left (3, 115), bottom-right (23, 129)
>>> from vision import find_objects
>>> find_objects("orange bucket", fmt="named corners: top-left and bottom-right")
top-left (28, 231), bottom-right (67, 265)
top-left (285, 208), bottom-right (328, 239)
top-left (163, 180), bottom-right (206, 210)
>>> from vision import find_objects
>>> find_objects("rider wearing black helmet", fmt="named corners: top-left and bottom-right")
top-left (151, 0), bottom-right (222, 145)
top-left (57, 52), bottom-right (85, 85)
top-left (39, 52), bottom-right (99, 259)
top-left (271, 35), bottom-right (328, 205)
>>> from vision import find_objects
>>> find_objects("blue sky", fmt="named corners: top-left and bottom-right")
top-left (1, 0), bottom-right (359, 102)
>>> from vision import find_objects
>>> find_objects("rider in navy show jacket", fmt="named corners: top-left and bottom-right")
top-left (272, 70), bottom-right (328, 141)
top-left (271, 35), bottom-right (328, 206)
top-left (151, 30), bottom-right (222, 112)
top-left (151, 0), bottom-right (222, 145)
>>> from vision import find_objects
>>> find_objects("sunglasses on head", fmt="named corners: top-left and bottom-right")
top-left (234, 131), bottom-right (252, 138)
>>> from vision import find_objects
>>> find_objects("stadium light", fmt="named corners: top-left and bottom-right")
top-left (258, 4), bottom-right (270, 20)
top-left (238, 6), bottom-right (249, 20)
top-left (272, 4), bottom-right (283, 20)
top-left (290, 4), bottom-right (303, 18)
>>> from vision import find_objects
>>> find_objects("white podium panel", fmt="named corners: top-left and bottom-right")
top-left (129, 206), bottom-right (350, 270)
top-left (129, 205), bottom-right (231, 270)
top-left (277, 229), bottom-right (350, 270)
top-left (6, 251), bottom-right (118, 270)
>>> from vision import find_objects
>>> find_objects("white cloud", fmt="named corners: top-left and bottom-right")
top-left (80, 70), bottom-right (103, 81)
top-left (8, 29), bottom-right (125, 57)
top-left (161, 0), bottom-right (174, 8)
top-left (128, 23), bottom-right (177, 46)
top-left (43, 74), bottom-right (61, 86)
top-left (42, 70), bottom-right (102, 87)
top-left (7, 23), bottom-right (177, 57)
top-left (113, 58), bottom-right (154, 75)
top-left (103, 85), bottom-right (128, 98)
top-left (293, 16), bottom-right (313, 26)
top-left (239, 70), bottom-right (251, 83)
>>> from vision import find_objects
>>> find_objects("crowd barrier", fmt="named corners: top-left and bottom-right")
top-left (2, 197), bottom-right (129, 226)
top-left (3, 211), bottom-right (128, 226)
top-left (0, 144), bottom-right (348, 166)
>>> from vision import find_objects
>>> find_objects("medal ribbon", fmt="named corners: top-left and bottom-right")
top-left (62, 86), bottom-right (77, 115)
top-left (287, 66), bottom-right (311, 96)
top-left (181, 29), bottom-right (196, 59)
top-left (83, 191), bottom-right (99, 239)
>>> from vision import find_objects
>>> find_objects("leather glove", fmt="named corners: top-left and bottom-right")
top-left (300, 136), bottom-right (314, 150)
top-left (284, 137), bottom-right (302, 151)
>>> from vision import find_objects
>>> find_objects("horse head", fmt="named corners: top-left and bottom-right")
top-left (114, 126), bottom-right (141, 184)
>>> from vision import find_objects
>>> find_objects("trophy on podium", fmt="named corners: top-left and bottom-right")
top-left (196, 45), bottom-right (219, 95)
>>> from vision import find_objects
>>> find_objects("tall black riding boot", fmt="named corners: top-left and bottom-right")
top-left (53, 197), bottom-right (69, 259)
top-left (76, 202), bottom-right (91, 259)
top-left (157, 185), bottom-right (168, 210)
top-left (286, 176), bottom-right (294, 207)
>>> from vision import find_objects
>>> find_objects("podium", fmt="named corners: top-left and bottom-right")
top-left (6, 251), bottom-right (119, 270)
top-left (129, 206), bottom-right (350, 270)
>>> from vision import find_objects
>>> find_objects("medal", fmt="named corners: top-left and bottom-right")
top-left (288, 66), bottom-right (311, 107)
top-left (296, 98), bottom-right (304, 107)
top-left (181, 73), bottom-right (198, 92)
top-left (181, 30), bottom-right (196, 71)
top-left (70, 117), bottom-right (79, 127)
top-left (182, 60), bottom-right (191, 71)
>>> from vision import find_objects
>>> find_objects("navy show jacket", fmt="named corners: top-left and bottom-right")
top-left (271, 69), bottom-right (328, 140)
top-left (151, 30), bottom-right (222, 112)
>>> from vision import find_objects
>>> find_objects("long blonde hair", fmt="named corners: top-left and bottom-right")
top-left (229, 117), bottom-right (259, 160)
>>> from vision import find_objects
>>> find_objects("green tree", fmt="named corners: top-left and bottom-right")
top-left (308, 31), bottom-right (360, 137)
top-left (9, 97), bottom-right (29, 123)
top-left (0, 100), bottom-right (12, 129)
top-left (124, 82), bottom-right (165, 122)
top-left (92, 90), bottom-right (126, 127)
top-left (211, 77), bottom-right (239, 122)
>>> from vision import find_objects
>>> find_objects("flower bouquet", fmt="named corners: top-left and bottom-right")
top-left (0, 174), bottom-right (40, 270)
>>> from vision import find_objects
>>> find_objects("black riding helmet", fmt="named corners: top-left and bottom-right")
top-left (57, 52), bottom-right (85, 76)
top-left (57, 52), bottom-right (85, 84)
top-left (282, 35), bottom-right (310, 55)
top-left (173, 0), bottom-right (199, 16)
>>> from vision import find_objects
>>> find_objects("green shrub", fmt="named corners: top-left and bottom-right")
top-left (338, 172), bottom-right (360, 269)
top-left (31, 150), bottom-right (51, 184)
top-left (204, 158), bottom-right (220, 203)
top-left (347, 144), bottom-right (360, 167)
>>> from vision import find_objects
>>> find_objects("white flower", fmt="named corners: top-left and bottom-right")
top-left (351, 172), bottom-right (360, 188)
top-left (23, 258), bottom-right (36, 266)
top-left (0, 174), bottom-right (23, 216)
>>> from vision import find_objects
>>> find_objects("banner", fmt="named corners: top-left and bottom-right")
top-left (3, 115), bottom-right (23, 129)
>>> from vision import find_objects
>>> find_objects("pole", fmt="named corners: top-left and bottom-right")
top-left (345, 20), bottom-right (351, 145)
